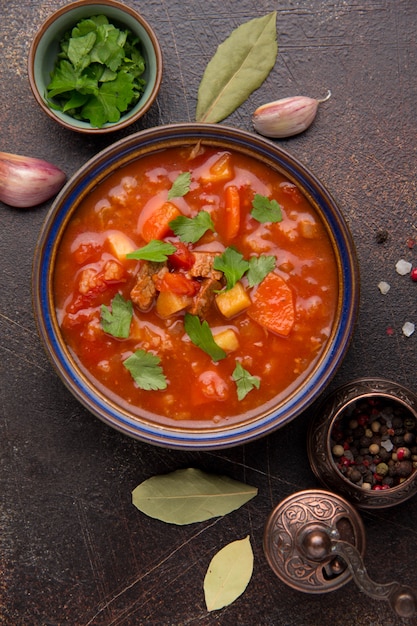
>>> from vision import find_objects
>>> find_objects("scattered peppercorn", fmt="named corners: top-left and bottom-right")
top-left (375, 230), bottom-right (389, 244)
top-left (330, 397), bottom-right (417, 490)
top-left (410, 267), bottom-right (417, 282)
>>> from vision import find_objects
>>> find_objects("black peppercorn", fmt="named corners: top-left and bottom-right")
top-left (394, 461), bottom-right (413, 477)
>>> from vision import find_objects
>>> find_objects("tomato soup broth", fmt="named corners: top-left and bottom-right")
top-left (54, 145), bottom-right (338, 425)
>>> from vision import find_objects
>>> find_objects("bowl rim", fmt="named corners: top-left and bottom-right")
top-left (27, 0), bottom-right (163, 134)
top-left (32, 122), bottom-right (360, 449)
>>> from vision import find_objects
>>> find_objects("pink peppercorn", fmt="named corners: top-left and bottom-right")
top-left (411, 267), bottom-right (417, 282)
top-left (357, 414), bottom-right (368, 426)
top-left (339, 456), bottom-right (353, 468)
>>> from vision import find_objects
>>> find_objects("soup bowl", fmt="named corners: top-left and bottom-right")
top-left (32, 123), bottom-right (359, 449)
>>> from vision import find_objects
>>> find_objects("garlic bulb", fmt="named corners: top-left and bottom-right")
top-left (0, 151), bottom-right (66, 208)
top-left (252, 91), bottom-right (331, 138)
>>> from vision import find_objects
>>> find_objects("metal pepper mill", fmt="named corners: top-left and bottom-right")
top-left (263, 489), bottom-right (417, 619)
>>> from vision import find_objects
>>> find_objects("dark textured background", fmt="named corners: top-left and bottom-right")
top-left (1, 1), bottom-right (417, 624)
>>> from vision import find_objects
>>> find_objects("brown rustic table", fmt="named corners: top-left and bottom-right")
top-left (1, 1), bottom-right (417, 624)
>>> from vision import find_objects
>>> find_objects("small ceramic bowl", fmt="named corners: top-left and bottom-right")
top-left (308, 378), bottom-right (417, 508)
top-left (28, 0), bottom-right (162, 134)
top-left (32, 123), bottom-right (359, 449)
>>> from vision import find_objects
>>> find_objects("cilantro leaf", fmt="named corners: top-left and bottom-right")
top-left (232, 362), bottom-right (260, 401)
top-left (213, 247), bottom-right (249, 290)
top-left (184, 313), bottom-right (226, 362)
top-left (124, 350), bottom-right (167, 391)
top-left (246, 255), bottom-right (276, 287)
top-left (100, 293), bottom-right (133, 338)
top-left (169, 210), bottom-right (215, 244)
top-left (168, 172), bottom-right (192, 199)
top-left (126, 240), bottom-right (177, 262)
top-left (251, 194), bottom-right (283, 223)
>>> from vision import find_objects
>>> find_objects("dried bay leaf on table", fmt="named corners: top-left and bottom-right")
top-left (196, 12), bottom-right (278, 123)
top-left (132, 467), bottom-right (258, 525)
top-left (204, 535), bottom-right (254, 611)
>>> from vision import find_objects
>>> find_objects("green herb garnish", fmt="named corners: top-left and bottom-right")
top-left (232, 362), bottom-right (260, 400)
top-left (123, 349), bottom-right (167, 391)
top-left (184, 313), bottom-right (226, 361)
top-left (100, 293), bottom-right (133, 338)
top-left (213, 247), bottom-right (249, 290)
top-left (46, 15), bottom-right (146, 128)
top-left (168, 172), bottom-right (192, 199)
top-left (126, 240), bottom-right (177, 262)
top-left (170, 210), bottom-right (215, 244)
top-left (246, 255), bottom-right (276, 287)
top-left (251, 194), bottom-right (282, 223)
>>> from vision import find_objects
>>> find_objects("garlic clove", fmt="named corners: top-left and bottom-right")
top-left (0, 151), bottom-right (66, 208)
top-left (252, 91), bottom-right (331, 139)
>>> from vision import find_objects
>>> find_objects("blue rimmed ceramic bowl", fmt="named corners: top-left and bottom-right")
top-left (28, 0), bottom-right (162, 134)
top-left (32, 123), bottom-right (360, 449)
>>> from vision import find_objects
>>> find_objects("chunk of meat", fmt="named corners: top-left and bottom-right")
top-left (188, 251), bottom-right (223, 281)
top-left (188, 278), bottom-right (222, 318)
top-left (130, 261), bottom-right (166, 311)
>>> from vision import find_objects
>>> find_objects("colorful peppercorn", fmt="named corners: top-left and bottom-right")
top-left (330, 398), bottom-right (417, 490)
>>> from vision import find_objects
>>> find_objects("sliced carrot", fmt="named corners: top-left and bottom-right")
top-left (224, 185), bottom-right (241, 242)
top-left (140, 202), bottom-right (181, 242)
top-left (248, 273), bottom-right (295, 337)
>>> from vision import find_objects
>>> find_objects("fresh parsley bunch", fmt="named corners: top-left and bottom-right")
top-left (46, 15), bottom-right (146, 128)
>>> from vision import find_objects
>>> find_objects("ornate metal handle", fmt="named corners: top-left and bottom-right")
top-left (330, 538), bottom-right (417, 619)
top-left (300, 527), bottom-right (417, 619)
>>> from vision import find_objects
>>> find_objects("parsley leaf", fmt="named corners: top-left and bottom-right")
top-left (126, 240), bottom-right (177, 262)
top-left (123, 350), bottom-right (167, 391)
top-left (213, 247), bottom-right (249, 290)
top-left (251, 194), bottom-right (283, 223)
top-left (81, 72), bottom-right (136, 127)
top-left (68, 31), bottom-right (96, 70)
top-left (100, 293), bottom-right (133, 339)
top-left (168, 172), bottom-right (192, 199)
top-left (246, 255), bottom-right (276, 287)
top-left (232, 362), bottom-right (260, 401)
top-left (184, 313), bottom-right (226, 362)
top-left (169, 210), bottom-right (215, 244)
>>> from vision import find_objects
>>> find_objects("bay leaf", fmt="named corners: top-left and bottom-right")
top-left (204, 535), bottom-right (254, 611)
top-left (196, 12), bottom-right (278, 123)
top-left (132, 467), bottom-right (258, 525)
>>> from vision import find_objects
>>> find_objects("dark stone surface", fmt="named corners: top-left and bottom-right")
top-left (1, 1), bottom-right (417, 624)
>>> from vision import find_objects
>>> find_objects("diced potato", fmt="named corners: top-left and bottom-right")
top-left (200, 153), bottom-right (233, 183)
top-left (107, 231), bottom-right (137, 260)
top-left (215, 282), bottom-right (251, 319)
top-left (156, 291), bottom-right (192, 319)
top-left (299, 219), bottom-right (320, 239)
top-left (213, 328), bottom-right (239, 352)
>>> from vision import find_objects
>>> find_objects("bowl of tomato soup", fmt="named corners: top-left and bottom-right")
top-left (33, 123), bottom-right (359, 449)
